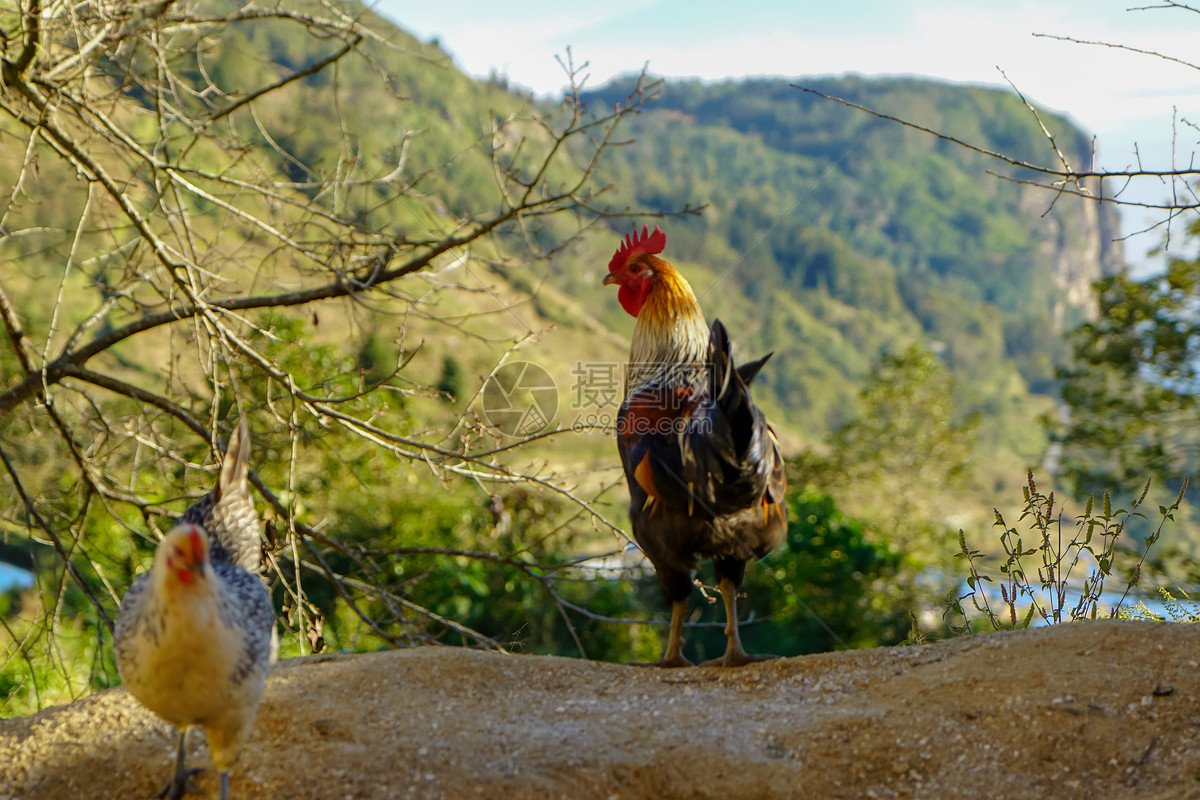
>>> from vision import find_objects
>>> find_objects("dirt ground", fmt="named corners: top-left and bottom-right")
top-left (3, 619), bottom-right (1199, 799)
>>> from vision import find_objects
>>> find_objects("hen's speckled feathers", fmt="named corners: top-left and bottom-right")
top-left (178, 418), bottom-right (263, 573)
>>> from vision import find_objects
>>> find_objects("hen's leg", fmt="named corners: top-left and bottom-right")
top-left (155, 729), bottom-right (203, 800)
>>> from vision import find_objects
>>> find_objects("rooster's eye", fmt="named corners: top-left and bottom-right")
top-left (630, 263), bottom-right (642, 274)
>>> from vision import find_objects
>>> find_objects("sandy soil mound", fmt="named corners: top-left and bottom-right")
top-left (3, 619), bottom-right (1198, 799)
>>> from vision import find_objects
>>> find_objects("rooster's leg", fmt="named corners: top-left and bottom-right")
top-left (635, 598), bottom-right (693, 668)
top-left (700, 577), bottom-right (776, 667)
top-left (659, 598), bottom-right (693, 667)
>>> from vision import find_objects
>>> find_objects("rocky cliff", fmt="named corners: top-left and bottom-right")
top-left (1019, 181), bottom-right (1124, 327)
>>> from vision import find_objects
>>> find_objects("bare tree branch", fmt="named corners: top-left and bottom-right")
top-left (0, 0), bottom-right (672, 707)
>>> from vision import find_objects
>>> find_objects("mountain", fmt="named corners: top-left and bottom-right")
top-left (0, 1), bottom-right (1128, 542)
top-left (156, 3), bottom-right (1122, 466)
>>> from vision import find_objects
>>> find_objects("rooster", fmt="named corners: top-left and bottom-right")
top-left (115, 420), bottom-right (274, 800)
top-left (603, 225), bottom-right (787, 667)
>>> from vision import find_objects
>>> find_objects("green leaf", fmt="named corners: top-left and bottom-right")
top-left (1020, 604), bottom-right (1036, 629)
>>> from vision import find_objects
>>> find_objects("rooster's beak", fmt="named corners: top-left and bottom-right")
top-left (602, 273), bottom-right (618, 286)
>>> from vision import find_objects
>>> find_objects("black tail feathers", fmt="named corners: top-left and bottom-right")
top-left (707, 319), bottom-right (774, 458)
top-left (736, 352), bottom-right (773, 387)
top-left (707, 318), bottom-right (773, 406)
top-left (707, 319), bottom-right (734, 404)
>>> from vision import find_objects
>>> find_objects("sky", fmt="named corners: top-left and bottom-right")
top-left (371, 0), bottom-right (1200, 265)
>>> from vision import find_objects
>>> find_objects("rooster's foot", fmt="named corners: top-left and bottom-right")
top-left (632, 654), bottom-right (694, 669)
top-left (700, 650), bottom-right (778, 668)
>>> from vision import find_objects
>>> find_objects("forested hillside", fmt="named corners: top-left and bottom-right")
top-left (578, 76), bottom-right (1121, 447)
top-left (183, 3), bottom-right (1124, 456)
top-left (0, 0), bottom-right (1135, 715)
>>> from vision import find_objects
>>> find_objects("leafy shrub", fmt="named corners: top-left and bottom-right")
top-left (949, 471), bottom-right (1186, 631)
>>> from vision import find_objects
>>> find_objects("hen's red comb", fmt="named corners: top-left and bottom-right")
top-left (609, 225), bottom-right (666, 272)
top-left (187, 525), bottom-right (205, 558)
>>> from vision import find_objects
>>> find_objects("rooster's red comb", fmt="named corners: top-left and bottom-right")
top-left (609, 225), bottom-right (666, 272)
